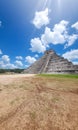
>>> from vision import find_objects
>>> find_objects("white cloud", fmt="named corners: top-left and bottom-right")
top-left (0, 49), bottom-right (3, 55)
top-left (0, 61), bottom-right (4, 67)
top-left (35, 54), bottom-right (39, 58)
top-left (15, 60), bottom-right (23, 67)
top-left (0, 54), bottom-right (24, 69)
top-left (0, 54), bottom-right (17, 69)
top-left (72, 21), bottom-right (78, 30)
top-left (32, 8), bottom-right (50, 29)
top-left (41, 27), bottom-right (66, 45)
top-left (25, 56), bottom-right (36, 64)
top-left (30, 20), bottom-right (78, 53)
top-left (1, 55), bottom-right (10, 63)
top-left (0, 21), bottom-right (2, 27)
top-left (30, 38), bottom-right (46, 53)
top-left (62, 49), bottom-right (78, 61)
top-left (64, 34), bottom-right (78, 48)
top-left (16, 56), bottom-right (23, 60)
top-left (5, 63), bottom-right (16, 69)
top-left (41, 20), bottom-right (69, 46)
top-left (53, 20), bottom-right (69, 33)
top-left (0, 55), bottom-right (17, 69)
top-left (30, 20), bottom-right (69, 53)
top-left (0, 61), bottom-right (16, 69)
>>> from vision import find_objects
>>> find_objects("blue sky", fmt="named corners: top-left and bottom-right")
top-left (0, 0), bottom-right (78, 69)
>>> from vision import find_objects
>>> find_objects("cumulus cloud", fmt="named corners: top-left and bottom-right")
top-left (0, 60), bottom-right (16, 69)
top-left (15, 60), bottom-right (23, 67)
top-left (41, 26), bottom-right (66, 45)
top-left (0, 55), bottom-right (23, 69)
top-left (30, 38), bottom-right (46, 53)
top-left (0, 55), bottom-right (17, 69)
top-left (30, 20), bottom-right (78, 53)
top-left (72, 21), bottom-right (78, 30)
top-left (0, 61), bottom-right (4, 67)
top-left (30, 20), bottom-right (69, 53)
top-left (64, 34), bottom-right (78, 48)
top-left (0, 49), bottom-right (3, 55)
top-left (41, 20), bottom-right (69, 45)
top-left (53, 20), bottom-right (69, 33)
top-left (62, 49), bottom-right (78, 61)
top-left (5, 63), bottom-right (16, 69)
top-left (32, 8), bottom-right (50, 29)
top-left (1, 55), bottom-right (10, 63)
top-left (25, 56), bottom-right (36, 64)
top-left (35, 54), bottom-right (39, 58)
top-left (16, 56), bottom-right (23, 60)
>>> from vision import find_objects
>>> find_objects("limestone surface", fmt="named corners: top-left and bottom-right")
top-left (24, 50), bottom-right (78, 74)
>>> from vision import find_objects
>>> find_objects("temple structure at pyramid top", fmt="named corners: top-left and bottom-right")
top-left (24, 49), bottom-right (78, 74)
top-left (44, 49), bottom-right (55, 54)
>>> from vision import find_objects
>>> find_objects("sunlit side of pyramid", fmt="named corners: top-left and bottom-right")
top-left (24, 50), bottom-right (78, 74)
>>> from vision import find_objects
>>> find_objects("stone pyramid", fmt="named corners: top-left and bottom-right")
top-left (24, 50), bottom-right (78, 74)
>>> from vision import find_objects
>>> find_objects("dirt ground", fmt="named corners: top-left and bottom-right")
top-left (0, 74), bottom-right (78, 130)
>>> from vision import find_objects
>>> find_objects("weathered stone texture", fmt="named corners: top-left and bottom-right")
top-left (24, 50), bottom-right (78, 74)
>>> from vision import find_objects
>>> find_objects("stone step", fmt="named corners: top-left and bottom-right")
top-left (24, 50), bottom-right (78, 74)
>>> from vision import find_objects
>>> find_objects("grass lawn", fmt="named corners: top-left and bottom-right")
top-left (38, 73), bottom-right (78, 78)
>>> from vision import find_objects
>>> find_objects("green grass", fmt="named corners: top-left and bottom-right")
top-left (38, 74), bottom-right (78, 79)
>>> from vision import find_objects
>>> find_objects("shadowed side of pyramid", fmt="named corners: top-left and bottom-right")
top-left (24, 50), bottom-right (78, 74)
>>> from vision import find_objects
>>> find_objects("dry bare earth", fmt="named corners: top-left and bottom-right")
top-left (0, 74), bottom-right (78, 130)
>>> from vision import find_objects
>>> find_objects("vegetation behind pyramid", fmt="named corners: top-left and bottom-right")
top-left (24, 50), bottom-right (78, 74)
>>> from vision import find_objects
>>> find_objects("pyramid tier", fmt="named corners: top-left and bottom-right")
top-left (24, 50), bottom-right (78, 74)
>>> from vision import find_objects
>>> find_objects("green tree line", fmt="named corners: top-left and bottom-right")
top-left (0, 69), bottom-right (24, 73)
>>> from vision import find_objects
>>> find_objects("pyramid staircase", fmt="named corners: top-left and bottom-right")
top-left (24, 50), bottom-right (78, 74)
